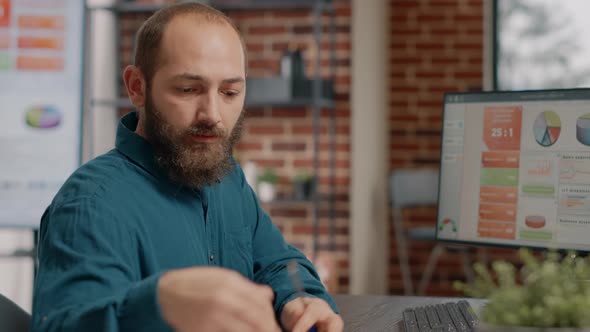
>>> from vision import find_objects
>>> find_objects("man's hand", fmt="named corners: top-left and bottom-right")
top-left (158, 267), bottom-right (281, 332)
top-left (281, 297), bottom-right (344, 332)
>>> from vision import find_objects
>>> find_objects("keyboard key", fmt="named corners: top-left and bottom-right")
top-left (403, 301), bottom-right (477, 332)
top-left (458, 300), bottom-right (478, 329)
top-left (403, 309), bottom-right (420, 332)
top-left (445, 303), bottom-right (470, 331)
top-left (425, 305), bottom-right (442, 328)
top-left (415, 307), bottom-right (431, 330)
top-left (434, 304), bottom-right (452, 324)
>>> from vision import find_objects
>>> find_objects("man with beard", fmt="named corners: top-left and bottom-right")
top-left (31, 3), bottom-right (342, 332)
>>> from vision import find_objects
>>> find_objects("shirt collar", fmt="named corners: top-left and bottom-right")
top-left (115, 112), bottom-right (166, 180)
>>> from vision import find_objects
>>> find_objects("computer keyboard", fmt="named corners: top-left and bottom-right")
top-left (402, 300), bottom-right (478, 332)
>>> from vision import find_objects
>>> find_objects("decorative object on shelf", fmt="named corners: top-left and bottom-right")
top-left (455, 248), bottom-right (590, 330)
top-left (257, 168), bottom-right (278, 202)
top-left (293, 172), bottom-right (315, 201)
top-left (242, 160), bottom-right (258, 192)
top-left (280, 44), bottom-right (305, 81)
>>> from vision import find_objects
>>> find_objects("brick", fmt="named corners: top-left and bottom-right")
top-left (245, 42), bottom-right (265, 53)
top-left (417, 100), bottom-right (443, 108)
top-left (251, 158), bottom-right (285, 168)
top-left (318, 143), bottom-right (350, 152)
top-left (393, 0), bottom-right (420, 8)
top-left (244, 108), bottom-right (267, 117)
top-left (389, 56), bottom-right (423, 65)
top-left (248, 26), bottom-right (288, 35)
top-left (293, 159), bottom-right (350, 169)
top-left (225, 11), bottom-right (266, 20)
top-left (271, 142), bottom-right (307, 152)
top-left (248, 125), bottom-right (285, 135)
top-left (269, 207), bottom-right (308, 218)
top-left (270, 10), bottom-right (310, 19)
top-left (454, 14), bottom-right (483, 22)
top-left (453, 71), bottom-right (482, 79)
top-left (318, 176), bottom-right (349, 186)
top-left (318, 209), bottom-right (349, 219)
top-left (390, 27), bottom-right (420, 35)
top-left (320, 41), bottom-right (351, 51)
top-left (292, 125), bottom-right (328, 135)
top-left (454, 42), bottom-right (482, 50)
top-left (415, 41), bottom-right (446, 50)
top-left (293, 225), bottom-right (338, 235)
top-left (415, 15), bottom-right (447, 22)
top-left (248, 59), bottom-right (279, 72)
top-left (415, 70), bottom-right (445, 79)
top-left (235, 141), bottom-right (263, 151)
top-left (317, 243), bottom-right (349, 252)
top-left (270, 108), bottom-right (309, 118)
top-left (428, 1), bottom-right (461, 8)
top-left (390, 142), bottom-right (420, 150)
top-left (431, 56), bottom-right (460, 65)
top-left (334, 75), bottom-right (350, 85)
top-left (390, 113), bottom-right (419, 122)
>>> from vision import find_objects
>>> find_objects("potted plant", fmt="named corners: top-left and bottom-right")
top-left (292, 173), bottom-right (316, 201)
top-left (257, 168), bottom-right (278, 202)
top-left (454, 248), bottom-right (590, 331)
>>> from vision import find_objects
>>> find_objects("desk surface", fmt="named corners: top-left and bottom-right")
top-left (333, 294), bottom-right (486, 332)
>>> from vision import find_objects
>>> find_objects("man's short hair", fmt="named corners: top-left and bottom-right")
top-left (133, 2), bottom-right (246, 83)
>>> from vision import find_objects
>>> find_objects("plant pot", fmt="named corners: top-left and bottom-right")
top-left (478, 324), bottom-right (590, 332)
top-left (258, 182), bottom-right (276, 202)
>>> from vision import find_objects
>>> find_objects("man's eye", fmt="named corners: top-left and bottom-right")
top-left (177, 87), bottom-right (194, 93)
top-left (222, 90), bottom-right (240, 97)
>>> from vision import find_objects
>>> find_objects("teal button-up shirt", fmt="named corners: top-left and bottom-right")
top-left (32, 112), bottom-right (337, 332)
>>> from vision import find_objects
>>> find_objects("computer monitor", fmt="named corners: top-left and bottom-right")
top-left (436, 88), bottom-right (590, 251)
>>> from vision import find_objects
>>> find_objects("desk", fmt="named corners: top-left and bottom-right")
top-left (333, 294), bottom-right (486, 332)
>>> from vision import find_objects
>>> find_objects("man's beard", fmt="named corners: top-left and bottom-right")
top-left (143, 89), bottom-right (245, 189)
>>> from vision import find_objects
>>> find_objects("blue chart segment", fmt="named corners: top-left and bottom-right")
top-left (577, 114), bottom-right (590, 146)
top-left (533, 111), bottom-right (561, 147)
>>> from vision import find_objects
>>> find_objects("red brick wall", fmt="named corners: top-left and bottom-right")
top-left (118, 0), bottom-right (351, 293)
top-left (229, 2), bottom-right (352, 293)
top-left (388, 0), bottom-right (522, 295)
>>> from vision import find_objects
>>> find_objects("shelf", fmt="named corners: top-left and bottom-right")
top-left (91, 97), bottom-right (334, 109)
top-left (89, 0), bottom-right (332, 14)
top-left (246, 98), bottom-right (334, 109)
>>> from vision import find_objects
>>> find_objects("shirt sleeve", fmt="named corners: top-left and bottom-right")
top-left (233, 164), bottom-right (339, 323)
top-left (32, 196), bottom-right (172, 332)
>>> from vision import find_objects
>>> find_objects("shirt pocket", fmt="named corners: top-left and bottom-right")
top-left (224, 226), bottom-right (254, 280)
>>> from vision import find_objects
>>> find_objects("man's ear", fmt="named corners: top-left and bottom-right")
top-left (123, 65), bottom-right (146, 109)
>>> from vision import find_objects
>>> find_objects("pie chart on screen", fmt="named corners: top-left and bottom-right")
top-left (533, 111), bottom-right (561, 147)
top-left (25, 105), bottom-right (62, 129)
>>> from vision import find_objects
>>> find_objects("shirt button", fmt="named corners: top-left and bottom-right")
top-left (210, 255), bottom-right (214, 261)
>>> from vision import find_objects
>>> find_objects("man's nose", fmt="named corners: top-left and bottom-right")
top-left (195, 90), bottom-right (222, 124)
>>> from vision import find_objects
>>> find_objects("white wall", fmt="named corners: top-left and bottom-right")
top-left (0, 230), bottom-right (33, 311)
top-left (0, 0), bottom-right (118, 312)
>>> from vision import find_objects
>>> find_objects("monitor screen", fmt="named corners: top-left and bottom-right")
top-left (437, 89), bottom-right (590, 251)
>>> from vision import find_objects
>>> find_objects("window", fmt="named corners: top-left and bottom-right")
top-left (494, 0), bottom-right (590, 90)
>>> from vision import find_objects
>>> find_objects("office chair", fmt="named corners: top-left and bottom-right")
top-left (390, 168), bottom-right (474, 295)
top-left (0, 293), bottom-right (30, 332)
